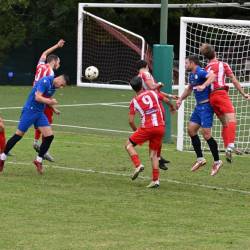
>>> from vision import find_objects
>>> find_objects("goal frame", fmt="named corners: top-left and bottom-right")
top-left (77, 3), bottom-right (247, 89)
top-left (177, 16), bottom-right (250, 151)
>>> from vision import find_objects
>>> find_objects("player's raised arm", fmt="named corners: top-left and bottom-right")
top-left (228, 73), bottom-right (250, 100)
top-left (39, 39), bottom-right (65, 62)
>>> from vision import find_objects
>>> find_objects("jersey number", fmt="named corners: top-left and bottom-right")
top-left (142, 95), bottom-right (153, 108)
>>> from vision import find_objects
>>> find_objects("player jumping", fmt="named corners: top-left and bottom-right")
top-left (136, 60), bottom-right (177, 170)
top-left (199, 43), bottom-right (250, 162)
top-left (176, 55), bottom-right (223, 176)
top-left (125, 76), bottom-right (167, 188)
top-left (33, 39), bottom-right (65, 162)
top-left (0, 74), bottom-right (69, 174)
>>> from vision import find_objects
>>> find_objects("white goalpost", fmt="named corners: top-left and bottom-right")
top-left (177, 17), bottom-right (250, 152)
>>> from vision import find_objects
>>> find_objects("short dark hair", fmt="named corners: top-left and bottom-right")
top-left (136, 60), bottom-right (148, 71)
top-left (187, 55), bottom-right (200, 66)
top-left (130, 76), bottom-right (142, 92)
top-left (200, 43), bottom-right (216, 60)
top-left (47, 54), bottom-right (59, 63)
top-left (62, 74), bottom-right (70, 85)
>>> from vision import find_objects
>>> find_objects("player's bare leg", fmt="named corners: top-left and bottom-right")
top-left (125, 140), bottom-right (144, 180)
top-left (147, 149), bottom-right (160, 188)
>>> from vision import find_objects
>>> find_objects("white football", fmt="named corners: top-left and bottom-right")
top-left (85, 66), bottom-right (99, 80)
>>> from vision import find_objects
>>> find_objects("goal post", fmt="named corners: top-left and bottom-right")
top-left (177, 17), bottom-right (250, 152)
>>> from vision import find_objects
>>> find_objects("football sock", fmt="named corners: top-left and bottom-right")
top-left (39, 135), bottom-right (54, 158)
top-left (190, 135), bottom-right (203, 158)
top-left (4, 134), bottom-right (22, 155)
top-left (34, 129), bottom-right (41, 141)
top-left (36, 156), bottom-right (43, 163)
top-left (152, 168), bottom-right (159, 181)
top-left (130, 154), bottom-right (141, 168)
top-left (206, 137), bottom-right (219, 161)
top-left (0, 130), bottom-right (6, 153)
top-left (227, 121), bottom-right (236, 147)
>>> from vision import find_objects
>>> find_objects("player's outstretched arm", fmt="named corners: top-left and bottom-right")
top-left (176, 85), bottom-right (192, 110)
top-left (40, 39), bottom-right (65, 62)
top-left (229, 74), bottom-right (250, 100)
top-left (160, 91), bottom-right (179, 100)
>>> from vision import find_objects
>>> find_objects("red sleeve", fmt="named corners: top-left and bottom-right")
top-left (224, 62), bottom-right (233, 76)
top-left (157, 92), bottom-right (164, 101)
top-left (129, 100), bottom-right (136, 115)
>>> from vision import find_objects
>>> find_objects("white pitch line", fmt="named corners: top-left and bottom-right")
top-left (4, 119), bottom-right (132, 134)
top-left (0, 102), bottom-right (130, 110)
top-left (7, 161), bottom-right (250, 195)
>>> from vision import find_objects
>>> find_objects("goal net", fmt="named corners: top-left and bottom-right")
top-left (77, 9), bottom-right (152, 89)
top-left (177, 17), bottom-right (250, 152)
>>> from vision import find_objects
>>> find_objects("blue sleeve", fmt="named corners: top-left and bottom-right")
top-left (198, 69), bottom-right (208, 81)
top-left (36, 79), bottom-right (48, 94)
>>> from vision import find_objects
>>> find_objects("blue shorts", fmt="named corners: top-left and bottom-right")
top-left (190, 103), bottom-right (214, 128)
top-left (18, 108), bottom-right (50, 133)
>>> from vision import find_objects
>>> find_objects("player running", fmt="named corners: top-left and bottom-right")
top-left (0, 74), bottom-right (69, 174)
top-left (33, 39), bottom-right (65, 162)
top-left (137, 60), bottom-right (177, 170)
top-left (0, 117), bottom-right (6, 153)
top-left (199, 43), bottom-right (250, 162)
top-left (176, 55), bottom-right (223, 176)
top-left (125, 76), bottom-right (166, 188)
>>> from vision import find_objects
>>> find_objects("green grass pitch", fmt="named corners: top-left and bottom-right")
top-left (0, 86), bottom-right (249, 250)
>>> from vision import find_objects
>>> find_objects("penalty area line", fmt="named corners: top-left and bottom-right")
top-left (7, 161), bottom-right (250, 196)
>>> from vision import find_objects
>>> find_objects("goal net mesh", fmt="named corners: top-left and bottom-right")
top-left (182, 21), bottom-right (250, 152)
top-left (81, 12), bottom-right (152, 85)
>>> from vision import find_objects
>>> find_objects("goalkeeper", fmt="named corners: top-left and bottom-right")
top-left (176, 55), bottom-right (223, 176)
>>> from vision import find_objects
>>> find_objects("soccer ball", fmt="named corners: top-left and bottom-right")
top-left (85, 66), bottom-right (99, 80)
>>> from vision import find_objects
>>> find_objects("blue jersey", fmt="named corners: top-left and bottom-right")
top-left (189, 66), bottom-right (210, 103)
top-left (23, 76), bottom-right (56, 112)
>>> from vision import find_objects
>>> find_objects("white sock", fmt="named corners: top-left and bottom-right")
top-left (197, 157), bottom-right (205, 162)
top-left (214, 160), bottom-right (220, 164)
top-left (0, 153), bottom-right (7, 161)
top-left (36, 156), bottom-right (43, 163)
top-left (228, 143), bottom-right (234, 149)
top-left (34, 140), bottom-right (39, 144)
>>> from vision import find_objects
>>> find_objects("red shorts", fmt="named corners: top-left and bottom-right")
top-left (129, 126), bottom-right (165, 151)
top-left (210, 90), bottom-right (235, 117)
top-left (44, 105), bottom-right (54, 124)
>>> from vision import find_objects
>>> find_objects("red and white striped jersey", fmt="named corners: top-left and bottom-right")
top-left (33, 58), bottom-right (54, 85)
top-left (205, 59), bottom-right (233, 91)
top-left (129, 90), bottom-right (165, 128)
top-left (138, 71), bottom-right (159, 90)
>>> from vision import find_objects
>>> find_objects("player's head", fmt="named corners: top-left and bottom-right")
top-left (136, 60), bottom-right (149, 71)
top-left (200, 43), bottom-right (216, 60)
top-left (130, 76), bottom-right (143, 92)
top-left (53, 74), bottom-right (69, 88)
top-left (47, 54), bottom-right (60, 70)
top-left (185, 55), bottom-right (200, 71)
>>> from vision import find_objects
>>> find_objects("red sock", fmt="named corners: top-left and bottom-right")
top-left (227, 121), bottom-right (236, 146)
top-left (130, 155), bottom-right (141, 168)
top-left (0, 130), bottom-right (6, 153)
top-left (222, 126), bottom-right (229, 148)
top-left (152, 168), bottom-right (159, 181)
top-left (35, 129), bottom-right (41, 140)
